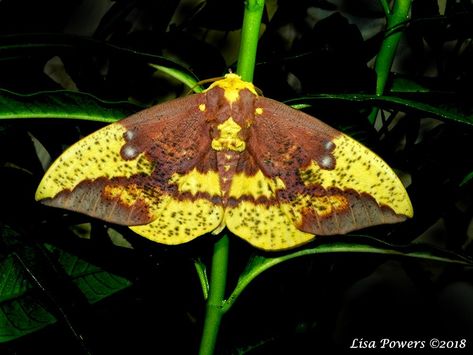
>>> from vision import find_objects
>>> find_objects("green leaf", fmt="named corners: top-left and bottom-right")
top-left (193, 258), bottom-right (209, 301)
top-left (390, 76), bottom-right (433, 93)
top-left (0, 89), bottom-right (138, 123)
top-left (460, 171), bottom-right (473, 187)
top-left (0, 244), bottom-right (131, 343)
top-left (222, 237), bottom-right (472, 313)
top-left (0, 33), bottom-right (188, 71)
top-left (287, 93), bottom-right (473, 126)
top-left (149, 64), bottom-right (203, 93)
top-left (44, 244), bottom-right (132, 303)
top-left (0, 255), bottom-right (57, 342)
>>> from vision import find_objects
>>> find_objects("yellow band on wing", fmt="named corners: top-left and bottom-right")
top-left (35, 124), bottom-right (154, 201)
top-left (228, 170), bottom-right (285, 199)
top-left (169, 168), bottom-right (221, 196)
top-left (131, 196), bottom-right (224, 244)
top-left (299, 135), bottom-right (413, 217)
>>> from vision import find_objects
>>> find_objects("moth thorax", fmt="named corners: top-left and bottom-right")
top-left (211, 117), bottom-right (246, 152)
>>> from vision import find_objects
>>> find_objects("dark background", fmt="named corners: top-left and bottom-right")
top-left (0, 0), bottom-right (472, 354)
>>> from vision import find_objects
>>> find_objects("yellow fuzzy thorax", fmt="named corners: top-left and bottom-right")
top-left (211, 117), bottom-right (246, 152)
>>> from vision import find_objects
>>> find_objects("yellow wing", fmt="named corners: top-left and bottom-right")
top-left (36, 94), bottom-right (224, 245)
top-left (224, 96), bottom-right (413, 250)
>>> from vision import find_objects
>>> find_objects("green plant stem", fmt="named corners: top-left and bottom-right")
top-left (375, 0), bottom-right (411, 95)
top-left (198, 2), bottom-right (265, 354)
top-left (198, 235), bottom-right (229, 355)
top-left (237, 0), bottom-right (265, 81)
top-left (378, 0), bottom-right (391, 16)
top-left (369, 0), bottom-right (411, 124)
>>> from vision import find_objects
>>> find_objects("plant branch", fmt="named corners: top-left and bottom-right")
top-left (198, 235), bottom-right (229, 355)
top-left (222, 238), bottom-right (473, 312)
top-left (237, 0), bottom-right (265, 81)
top-left (369, 0), bottom-right (411, 124)
top-left (379, 0), bottom-right (391, 16)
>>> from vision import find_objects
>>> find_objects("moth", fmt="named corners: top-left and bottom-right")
top-left (36, 73), bottom-right (413, 250)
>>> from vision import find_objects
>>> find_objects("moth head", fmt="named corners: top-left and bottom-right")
top-left (205, 73), bottom-right (258, 104)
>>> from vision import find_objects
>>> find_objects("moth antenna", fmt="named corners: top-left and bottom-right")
top-left (185, 76), bottom-right (225, 95)
top-left (188, 73), bottom-right (264, 97)
top-left (196, 76), bottom-right (226, 86)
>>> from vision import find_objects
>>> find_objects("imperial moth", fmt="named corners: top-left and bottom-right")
top-left (36, 73), bottom-right (413, 251)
